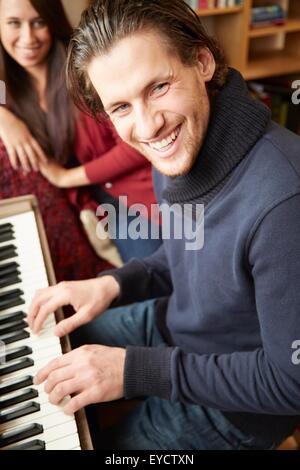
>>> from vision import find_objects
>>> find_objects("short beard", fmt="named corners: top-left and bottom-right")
top-left (155, 133), bottom-right (202, 177)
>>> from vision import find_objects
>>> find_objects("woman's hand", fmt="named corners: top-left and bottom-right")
top-left (40, 160), bottom-right (90, 188)
top-left (0, 107), bottom-right (47, 172)
top-left (39, 160), bottom-right (68, 187)
top-left (27, 276), bottom-right (121, 336)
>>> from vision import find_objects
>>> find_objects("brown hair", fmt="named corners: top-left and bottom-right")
top-left (0, 0), bottom-right (74, 163)
top-left (67, 0), bottom-right (228, 119)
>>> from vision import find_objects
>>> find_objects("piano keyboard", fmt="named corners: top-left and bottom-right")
top-left (0, 211), bottom-right (81, 450)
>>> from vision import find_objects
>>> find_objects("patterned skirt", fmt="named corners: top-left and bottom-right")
top-left (0, 145), bottom-right (111, 282)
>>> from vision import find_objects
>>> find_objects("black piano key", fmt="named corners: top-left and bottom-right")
top-left (7, 439), bottom-right (45, 451)
top-left (0, 329), bottom-right (30, 345)
top-left (0, 288), bottom-right (24, 301)
top-left (0, 231), bottom-right (15, 244)
top-left (0, 297), bottom-right (24, 311)
top-left (0, 311), bottom-right (26, 325)
top-left (0, 226), bottom-right (13, 234)
top-left (0, 388), bottom-right (38, 410)
top-left (0, 319), bottom-right (28, 336)
top-left (0, 245), bottom-right (17, 261)
top-left (0, 275), bottom-right (21, 289)
top-left (0, 423), bottom-right (43, 448)
top-left (0, 289), bottom-right (25, 312)
top-left (4, 346), bottom-right (32, 362)
top-left (0, 262), bottom-right (20, 276)
top-left (0, 376), bottom-right (33, 396)
top-left (0, 223), bottom-right (13, 233)
top-left (0, 244), bottom-right (15, 253)
top-left (0, 357), bottom-right (34, 377)
top-left (0, 401), bottom-right (40, 424)
top-left (0, 249), bottom-right (17, 262)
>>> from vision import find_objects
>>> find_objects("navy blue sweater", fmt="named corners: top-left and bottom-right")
top-left (109, 70), bottom-right (300, 442)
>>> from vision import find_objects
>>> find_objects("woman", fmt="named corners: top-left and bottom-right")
top-left (0, 0), bottom-right (113, 282)
top-left (0, 0), bottom-right (160, 280)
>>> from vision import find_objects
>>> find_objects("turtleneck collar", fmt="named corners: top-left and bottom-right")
top-left (162, 68), bottom-right (271, 204)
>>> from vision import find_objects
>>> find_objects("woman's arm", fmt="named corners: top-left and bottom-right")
top-left (39, 160), bottom-right (89, 188)
top-left (0, 107), bottom-right (47, 172)
top-left (41, 117), bottom-right (149, 188)
top-left (75, 114), bottom-right (148, 186)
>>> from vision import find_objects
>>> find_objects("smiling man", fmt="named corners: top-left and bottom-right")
top-left (86, 30), bottom-right (212, 177)
top-left (28, 0), bottom-right (300, 450)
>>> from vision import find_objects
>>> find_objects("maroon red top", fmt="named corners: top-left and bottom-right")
top-left (69, 113), bottom-right (157, 219)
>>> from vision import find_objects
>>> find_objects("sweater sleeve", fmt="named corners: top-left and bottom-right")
top-left (102, 243), bottom-right (173, 306)
top-left (125, 193), bottom-right (300, 414)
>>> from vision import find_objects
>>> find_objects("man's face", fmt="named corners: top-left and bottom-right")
top-left (87, 30), bottom-right (215, 177)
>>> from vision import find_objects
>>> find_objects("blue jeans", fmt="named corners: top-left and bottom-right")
top-left (92, 187), bottom-right (162, 261)
top-left (71, 301), bottom-right (276, 450)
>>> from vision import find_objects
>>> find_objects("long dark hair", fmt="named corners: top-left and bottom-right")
top-left (67, 0), bottom-right (228, 120)
top-left (0, 0), bottom-right (74, 164)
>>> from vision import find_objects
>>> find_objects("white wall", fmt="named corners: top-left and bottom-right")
top-left (61, 0), bottom-right (89, 28)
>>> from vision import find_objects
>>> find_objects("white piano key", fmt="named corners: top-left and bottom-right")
top-left (3, 331), bottom-right (61, 356)
top-left (2, 346), bottom-right (64, 380)
top-left (3, 343), bottom-right (62, 367)
top-left (27, 343), bottom-right (61, 361)
top-left (46, 433), bottom-right (80, 450)
top-left (4, 334), bottom-right (61, 354)
top-left (2, 419), bottom-right (78, 449)
top-left (1, 397), bottom-right (73, 432)
top-left (0, 385), bottom-right (56, 407)
top-left (0, 314), bottom-right (59, 338)
top-left (0, 211), bottom-right (82, 449)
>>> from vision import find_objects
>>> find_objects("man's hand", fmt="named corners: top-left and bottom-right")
top-left (27, 276), bottom-right (121, 336)
top-left (0, 107), bottom-right (47, 172)
top-left (34, 344), bottom-right (126, 414)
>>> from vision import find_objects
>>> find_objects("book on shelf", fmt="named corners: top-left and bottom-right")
top-left (248, 77), bottom-right (300, 134)
top-left (251, 4), bottom-right (287, 28)
top-left (185, 1), bottom-right (243, 9)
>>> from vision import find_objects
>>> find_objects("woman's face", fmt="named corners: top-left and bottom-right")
top-left (0, 0), bottom-right (52, 72)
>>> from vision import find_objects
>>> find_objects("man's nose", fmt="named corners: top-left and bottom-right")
top-left (134, 106), bottom-right (164, 141)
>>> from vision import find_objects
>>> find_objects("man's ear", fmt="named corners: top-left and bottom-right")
top-left (196, 47), bottom-right (216, 82)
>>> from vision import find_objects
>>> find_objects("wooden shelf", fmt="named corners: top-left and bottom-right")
top-left (249, 19), bottom-right (300, 38)
top-left (196, 6), bottom-right (243, 17)
top-left (244, 51), bottom-right (300, 80)
top-left (194, 0), bottom-right (300, 80)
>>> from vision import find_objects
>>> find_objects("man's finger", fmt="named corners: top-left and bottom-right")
top-left (28, 283), bottom-right (72, 332)
top-left (55, 308), bottom-right (89, 337)
top-left (48, 377), bottom-right (80, 406)
top-left (63, 390), bottom-right (92, 415)
top-left (27, 287), bottom-right (56, 327)
top-left (32, 294), bottom-right (66, 334)
top-left (34, 351), bottom-right (73, 385)
top-left (44, 365), bottom-right (74, 395)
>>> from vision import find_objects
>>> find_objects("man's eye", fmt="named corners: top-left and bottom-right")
top-left (153, 83), bottom-right (169, 94)
top-left (113, 104), bottom-right (129, 114)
